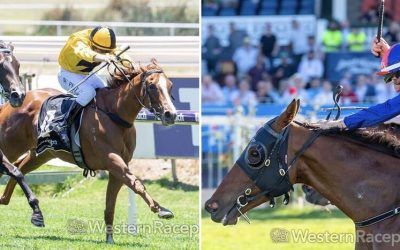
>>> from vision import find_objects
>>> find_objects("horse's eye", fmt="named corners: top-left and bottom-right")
top-left (149, 84), bottom-right (157, 90)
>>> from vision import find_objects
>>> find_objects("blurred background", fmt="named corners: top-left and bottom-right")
top-left (0, 1), bottom-right (199, 249)
top-left (201, 0), bottom-right (390, 249)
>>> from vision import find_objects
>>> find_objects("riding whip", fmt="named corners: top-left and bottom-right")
top-left (67, 45), bottom-right (130, 93)
top-left (376, 0), bottom-right (385, 57)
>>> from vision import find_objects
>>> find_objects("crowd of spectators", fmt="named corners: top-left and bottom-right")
top-left (202, 19), bottom-right (400, 107)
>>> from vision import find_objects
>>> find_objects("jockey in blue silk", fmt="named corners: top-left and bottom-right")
top-left (319, 37), bottom-right (400, 130)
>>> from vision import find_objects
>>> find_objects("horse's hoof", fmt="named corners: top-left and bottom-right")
top-left (158, 206), bottom-right (174, 219)
top-left (31, 211), bottom-right (45, 227)
top-left (0, 197), bottom-right (9, 205)
top-left (106, 234), bottom-right (114, 244)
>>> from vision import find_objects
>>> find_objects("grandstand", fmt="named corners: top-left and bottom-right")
top-left (202, 0), bottom-right (315, 16)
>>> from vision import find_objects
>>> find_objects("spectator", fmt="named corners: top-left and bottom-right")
top-left (322, 20), bottom-right (343, 52)
top-left (202, 74), bottom-right (224, 104)
top-left (340, 20), bottom-right (351, 49)
top-left (297, 50), bottom-right (324, 84)
top-left (305, 35), bottom-right (323, 59)
top-left (230, 78), bottom-right (258, 106)
top-left (306, 78), bottom-right (322, 99)
top-left (313, 80), bottom-right (335, 106)
top-left (340, 80), bottom-right (358, 104)
top-left (384, 22), bottom-right (400, 45)
top-left (221, 74), bottom-right (237, 101)
top-left (248, 55), bottom-right (268, 91)
top-left (228, 22), bottom-right (247, 55)
top-left (203, 25), bottom-right (221, 75)
top-left (347, 27), bottom-right (367, 52)
top-left (281, 75), bottom-right (308, 104)
top-left (256, 80), bottom-right (279, 103)
top-left (232, 37), bottom-right (258, 77)
top-left (259, 23), bottom-right (278, 68)
top-left (373, 74), bottom-right (397, 103)
top-left (271, 54), bottom-right (296, 89)
top-left (292, 74), bottom-right (309, 103)
top-left (289, 19), bottom-right (309, 65)
top-left (355, 74), bottom-right (376, 103)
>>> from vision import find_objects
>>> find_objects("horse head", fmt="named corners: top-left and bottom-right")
top-left (0, 41), bottom-right (25, 107)
top-left (205, 99), bottom-right (301, 225)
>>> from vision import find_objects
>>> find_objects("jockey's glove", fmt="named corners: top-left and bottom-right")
top-left (316, 119), bottom-right (347, 130)
top-left (94, 54), bottom-right (115, 63)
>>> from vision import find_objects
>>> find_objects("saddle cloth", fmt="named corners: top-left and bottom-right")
top-left (36, 94), bottom-right (92, 176)
top-left (37, 94), bottom-right (78, 154)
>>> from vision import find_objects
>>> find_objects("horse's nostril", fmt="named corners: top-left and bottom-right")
top-left (10, 91), bottom-right (20, 100)
top-left (205, 200), bottom-right (219, 214)
top-left (164, 111), bottom-right (176, 120)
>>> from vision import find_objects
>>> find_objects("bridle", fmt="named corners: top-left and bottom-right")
top-left (232, 117), bottom-right (321, 223)
top-left (233, 118), bottom-right (400, 227)
top-left (109, 59), bottom-right (166, 119)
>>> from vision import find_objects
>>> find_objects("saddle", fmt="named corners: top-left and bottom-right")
top-left (36, 94), bottom-right (94, 177)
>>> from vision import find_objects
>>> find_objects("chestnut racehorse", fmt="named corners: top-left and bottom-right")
top-left (0, 60), bottom-right (177, 243)
top-left (0, 41), bottom-right (44, 227)
top-left (205, 99), bottom-right (400, 250)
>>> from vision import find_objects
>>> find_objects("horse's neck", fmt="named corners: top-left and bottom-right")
top-left (290, 125), bottom-right (400, 221)
top-left (97, 82), bottom-right (142, 125)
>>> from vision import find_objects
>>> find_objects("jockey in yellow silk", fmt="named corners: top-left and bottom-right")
top-left (55, 26), bottom-right (130, 146)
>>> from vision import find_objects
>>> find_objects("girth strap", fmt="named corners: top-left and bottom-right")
top-left (355, 207), bottom-right (400, 228)
top-left (89, 104), bottom-right (133, 128)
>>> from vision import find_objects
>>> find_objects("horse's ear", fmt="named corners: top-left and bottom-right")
top-left (8, 42), bottom-right (14, 51)
top-left (295, 99), bottom-right (300, 115)
top-left (272, 99), bottom-right (298, 132)
top-left (151, 58), bottom-right (158, 65)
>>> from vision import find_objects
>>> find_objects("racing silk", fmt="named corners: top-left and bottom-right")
top-left (58, 29), bottom-right (130, 74)
top-left (343, 94), bottom-right (400, 129)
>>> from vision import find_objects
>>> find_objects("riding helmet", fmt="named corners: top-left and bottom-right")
top-left (377, 43), bottom-right (400, 82)
top-left (89, 26), bottom-right (116, 51)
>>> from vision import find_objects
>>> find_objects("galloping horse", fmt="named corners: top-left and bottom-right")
top-left (205, 99), bottom-right (400, 249)
top-left (0, 41), bottom-right (44, 227)
top-left (0, 60), bottom-right (177, 243)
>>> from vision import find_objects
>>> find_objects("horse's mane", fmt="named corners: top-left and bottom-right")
top-left (0, 40), bottom-right (6, 48)
top-left (106, 58), bottom-right (162, 89)
top-left (299, 122), bottom-right (400, 157)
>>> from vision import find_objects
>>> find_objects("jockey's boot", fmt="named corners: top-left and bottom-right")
top-left (55, 100), bottom-right (84, 148)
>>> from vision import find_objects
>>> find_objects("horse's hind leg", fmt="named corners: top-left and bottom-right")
top-left (0, 152), bottom-right (44, 227)
top-left (0, 150), bottom-right (52, 205)
top-left (107, 153), bottom-right (174, 218)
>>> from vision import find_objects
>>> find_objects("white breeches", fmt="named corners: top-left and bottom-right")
top-left (58, 68), bottom-right (106, 106)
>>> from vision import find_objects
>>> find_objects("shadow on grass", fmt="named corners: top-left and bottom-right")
top-left (202, 207), bottom-right (348, 221)
top-left (14, 235), bottom-right (149, 248)
top-left (144, 178), bottom-right (198, 192)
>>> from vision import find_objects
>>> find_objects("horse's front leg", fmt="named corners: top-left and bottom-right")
top-left (104, 173), bottom-right (123, 244)
top-left (0, 152), bottom-right (44, 227)
top-left (106, 153), bottom-right (174, 218)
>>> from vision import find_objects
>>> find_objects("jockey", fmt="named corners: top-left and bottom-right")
top-left (55, 26), bottom-right (129, 145)
top-left (318, 37), bottom-right (400, 130)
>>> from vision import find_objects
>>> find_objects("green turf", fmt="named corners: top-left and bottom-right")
top-left (0, 177), bottom-right (199, 249)
top-left (202, 206), bottom-right (355, 250)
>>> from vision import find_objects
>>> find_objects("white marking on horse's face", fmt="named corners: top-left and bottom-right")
top-left (357, 192), bottom-right (364, 199)
top-left (157, 75), bottom-right (176, 112)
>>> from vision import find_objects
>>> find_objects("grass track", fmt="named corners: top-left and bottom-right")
top-left (0, 177), bottom-right (199, 249)
top-left (202, 206), bottom-right (355, 250)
